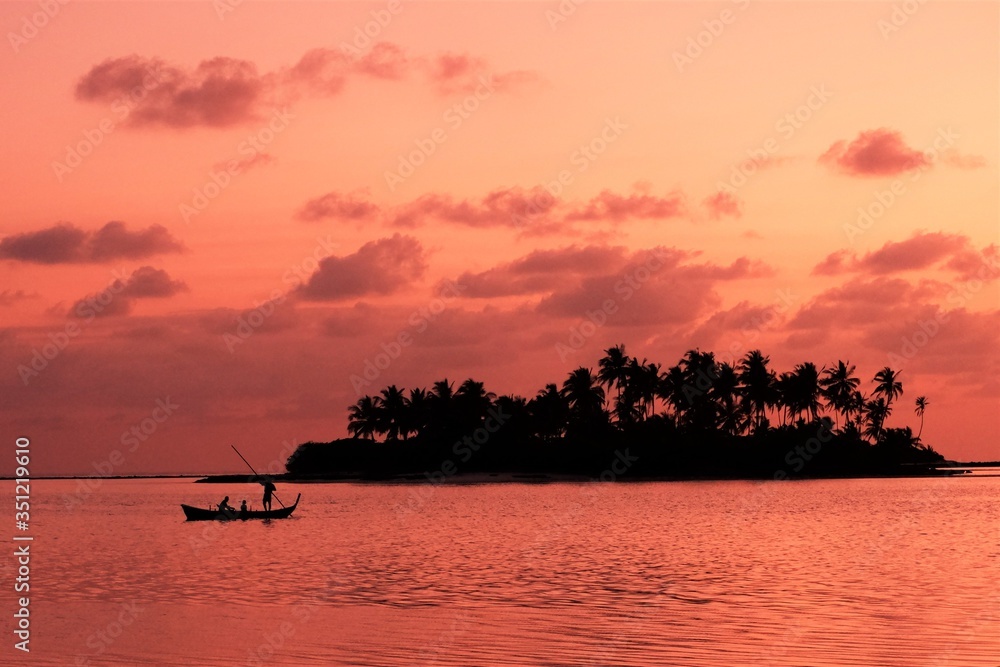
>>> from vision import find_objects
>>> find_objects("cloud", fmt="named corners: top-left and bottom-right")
top-left (214, 151), bottom-right (276, 174)
top-left (686, 300), bottom-right (791, 354)
top-left (944, 244), bottom-right (1000, 281)
top-left (819, 128), bottom-right (929, 176)
top-left (76, 55), bottom-right (267, 128)
top-left (703, 191), bottom-right (743, 220)
top-left (198, 296), bottom-right (299, 337)
top-left (0, 222), bottom-right (184, 264)
top-left (447, 243), bottom-right (770, 329)
top-left (564, 190), bottom-right (686, 222)
top-left (75, 44), bottom-right (538, 129)
top-left (812, 249), bottom-right (852, 275)
top-left (0, 290), bottom-right (38, 306)
top-left (425, 52), bottom-right (539, 94)
top-left (941, 150), bottom-right (987, 170)
top-left (70, 266), bottom-right (188, 318)
top-left (297, 189), bottom-right (381, 222)
top-left (296, 233), bottom-right (427, 300)
top-left (389, 187), bottom-right (558, 229)
top-left (788, 277), bottom-right (919, 331)
top-left (857, 232), bottom-right (971, 274)
top-left (119, 266), bottom-right (188, 298)
top-left (301, 185), bottom-right (703, 233)
top-left (811, 232), bottom-right (988, 276)
top-left (455, 245), bottom-right (630, 298)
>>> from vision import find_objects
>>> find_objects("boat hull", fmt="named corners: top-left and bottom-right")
top-left (181, 494), bottom-right (300, 521)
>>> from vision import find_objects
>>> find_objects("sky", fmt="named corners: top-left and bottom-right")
top-left (0, 1), bottom-right (997, 475)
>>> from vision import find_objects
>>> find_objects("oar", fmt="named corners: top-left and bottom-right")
top-left (231, 445), bottom-right (286, 509)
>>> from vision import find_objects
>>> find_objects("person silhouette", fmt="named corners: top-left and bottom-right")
top-left (218, 496), bottom-right (234, 512)
top-left (261, 480), bottom-right (277, 511)
top-left (239, 499), bottom-right (249, 519)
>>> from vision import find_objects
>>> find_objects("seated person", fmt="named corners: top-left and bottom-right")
top-left (239, 499), bottom-right (249, 518)
top-left (218, 496), bottom-right (234, 513)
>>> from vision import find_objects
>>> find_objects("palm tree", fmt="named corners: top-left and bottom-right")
top-left (675, 349), bottom-right (722, 431)
top-left (529, 384), bottom-right (569, 441)
top-left (914, 396), bottom-right (928, 439)
top-left (872, 367), bottom-right (903, 441)
top-left (782, 362), bottom-right (823, 424)
top-left (820, 361), bottom-right (860, 429)
top-left (561, 367), bottom-right (607, 428)
top-left (375, 385), bottom-right (408, 441)
top-left (737, 350), bottom-right (776, 435)
top-left (427, 379), bottom-right (455, 433)
top-left (711, 362), bottom-right (740, 435)
top-left (597, 344), bottom-right (631, 412)
top-left (403, 387), bottom-right (430, 440)
top-left (862, 397), bottom-right (890, 443)
top-left (657, 364), bottom-right (686, 420)
top-left (456, 378), bottom-right (495, 412)
top-left (347, 395), bottom-right (379, 440)
top-left (624, 358), bottom-right (660, 420)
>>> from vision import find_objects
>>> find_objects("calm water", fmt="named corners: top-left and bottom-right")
top-left (11, 476), bottom-right (1000, 666)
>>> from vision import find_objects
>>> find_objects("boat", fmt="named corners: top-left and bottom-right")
top-left (181, 494), bottom-right (301, 521)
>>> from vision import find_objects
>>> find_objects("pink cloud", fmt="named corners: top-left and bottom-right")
top-left (316, 185), bottom-right (699, 233)
top-left (389, 187), bottom-right (559, 229)
top-left (69, 266), bottom-right (188, 318)
top-left (788, 277), bottom-right (917, 331)
top-left (0, 290), bottom-right (37, 306)
top-left (455, 245), bottom-right (630, 298)
top-left (297, 189), bottom-right (381, 223)
top-left (858, 232), bottom-right (971, 274)
top-left (296, 233), bottom-right (427, 300)
top-left (76, 55), bottom-right (266, 128)
top-left (812, 249), bottom-right (852, 275)
top-left (812, 232), bottom-right (985, 276)
top-left (702, 191), bottom-right (743, 220)
top-left (564, 189), bottom-right (686, 222)
top-left (76, 44), bottom-right (538, 128)
top-left (819, 128), bottom-right (929, 176)
top-left (0, 222), bottom-right (184, 264)
top-left (450, 244), bottom-right (767, 328)
top-left (214, 151), bottom-right (276, 174)
top-left (941, 150), bottom-right (987, 170)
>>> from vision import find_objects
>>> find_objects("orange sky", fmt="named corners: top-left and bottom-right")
top-left (1, 1), bottom-right (997, 474)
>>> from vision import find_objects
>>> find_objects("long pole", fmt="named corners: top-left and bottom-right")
top-left (231, 445), bottom-right (285, 508)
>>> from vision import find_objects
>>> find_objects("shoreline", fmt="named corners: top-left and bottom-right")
top-left (192, 466), bottom-right (987, 485)
top-left (7, 462), bottom-right (997, 482)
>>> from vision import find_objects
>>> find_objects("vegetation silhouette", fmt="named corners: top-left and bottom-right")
top-left (287, 346), bottom-right (946, 481)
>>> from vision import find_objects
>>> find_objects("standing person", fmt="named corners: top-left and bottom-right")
top-left (261, 479), bottom-right (276, 511)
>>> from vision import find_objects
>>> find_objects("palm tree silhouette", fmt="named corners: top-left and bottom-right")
top-left (561, 367), bottom-right (607, 433)
top-left (675, 349), bottom-right (722, 431)
top-left (376, 385), bottom-right (408, 441)
top-left (333, 344), bottom-right (941, 479)
top-left (862, 397), bottom-right (889, 443)
top-left (528, 383), bottom-right (569, 441)
top-left (872, 367), bottom-right (903, 442)
top-left (783, 362), bottom-right (823, 424)
top-left (347, 395), bottom-right (379, 440)
top-left (914, 396), bottom-right (928, 439)
top-left (737, 350), bottom-right (776, 435)
top-left (625, 358), bottom-right (660, 420)
top-left (455, 378), bottom-right (496, 428)
top-left (656, 364), bottom-right (685, 422)
top-left (404, 387), bottom-right (430, 440)
top-left (820, 360), bottom-right (860, 430)
top-left (598, 344), bottom-right (631, 413)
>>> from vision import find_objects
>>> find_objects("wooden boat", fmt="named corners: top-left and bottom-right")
top-left (181, 494), bottom-right (301, 521)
